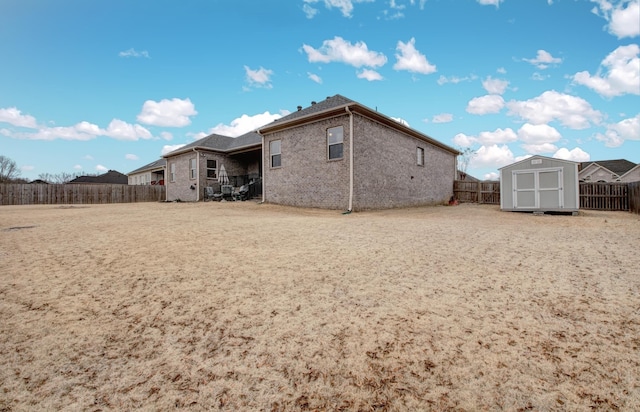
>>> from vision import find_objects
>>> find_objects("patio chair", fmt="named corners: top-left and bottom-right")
top-left (204, 186), bottom-right (223, 201)
top-left (232, 184), bottom-right (250, 201)
top-left (221, 185), bottom-right (234, 201)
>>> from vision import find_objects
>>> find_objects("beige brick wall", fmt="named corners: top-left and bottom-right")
top-left (263, 112), bottom-right (456, 210)
top-left (263, 115), bottom-right (351, 209)
top-left (353, 115), bottom-right (455, 209)
top-left (166, 150), bottom-right (261, 201)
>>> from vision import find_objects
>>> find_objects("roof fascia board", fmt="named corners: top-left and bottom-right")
top-left (260, 103), bottom-right (460, 155)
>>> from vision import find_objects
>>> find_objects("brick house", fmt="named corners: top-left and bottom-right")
top-left (127, 158), bottom-right (166, 186)
top-left (163, 132), bottom-right (261, 202)
top-left (258, 95), bottom-right (460, 211)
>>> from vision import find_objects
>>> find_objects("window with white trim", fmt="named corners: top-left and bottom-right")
top-left (170, 163), bottom-right (176, 182)
top-left (190, 158), bottom-right (196, 179)
top-left (417, 147), bottom-right (425, 166)
top-left (327, 126), bottom-right (343, 160)
top-left (270, 140), bottom-right (281, 168)
top-left (207, 159), bottom-right (217, 178)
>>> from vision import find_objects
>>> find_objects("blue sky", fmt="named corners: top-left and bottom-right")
top-left (1, 0), bottom-right (638, 181)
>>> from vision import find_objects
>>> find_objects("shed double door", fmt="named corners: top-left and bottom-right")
top-left (513, 168), bottom-right (563, 209)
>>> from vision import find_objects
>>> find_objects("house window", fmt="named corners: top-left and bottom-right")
top-left (327, 126), bottom-right (343, 160)
top-left (207, 159), bottom-right (217, 178)
top-left (417, 147), bottom-right (425, 166)
top-left (190, 158), bottom-right (196, 179)
top-left (170, 163), bottom-right (176, 182)
top-left (270, 140), bottom-right (281, 168)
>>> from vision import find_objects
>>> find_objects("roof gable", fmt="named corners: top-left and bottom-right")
top-left (580, 159), bottom-right (637, 176)
top-left (498, 155), bottom-right (578, 170)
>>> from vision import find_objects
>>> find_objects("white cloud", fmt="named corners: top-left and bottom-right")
top-left (308, 72), bottom-right (323, 84)
top-left (84, 155), bottom-right (94, 160)
top-left (105, 119), bottom-right (153, 141)
top-left (521, 143), bottom-right (558, 154)
top-left (137, 98), bottom-right (197, 127)
top-left (357, 69), bottom-right (383, 81)
top-left (0, 107), bottom-right (38, 128)
top-left (393, 38), bottom-right (436, 74)
top-left (591, 0), bottom-right (640, 38)
top-left (452, 128), bottom-right (517, 147)
top-left (21, 165), bottom-right (35, 172)
top-left (595, 113), bottom-right (640, 147)
top-left (16, 124), bottom-right (99, 141)
top-left (244, 66), bottom-right (274, 89)
top-left (391, 117), bottom-right (410, 127)
top-left (471, 144), bottom-right (515, 168)
top-left (524, 50), bottom-right (562, 69)
top-left (517, 123), bottom-right (562, 144)
top-left (466, 95), bottom-right (505, 115)
top-left (161, 144), bottom-right (186, 156)
top-left (452, 133), bottom-right (476, 147)
top-left (482, 77), bottom-right (509, 94)
top-left (437, 74), bottom-right (478, 85)
top-left (431, 113), bottom-right (453, 123)
top-left (303, 3), bottom-right (319, 18)
top-left (302, 36), bottom-right (387, 68)
top-left (96, 165), bottom-right (108, 172)
top-left (302, 0), bottom-right (375, 18)
top-left (125, 154), bottom-right (139, 161)
top-left (477, 128), bottom-right (518, 145)
top-left (160, 131), bottom-right (173, 141)
top-left (477, 0), bottom-right (502, 7)
top-left (497, 67), bottom-right (507, 74)
top-left (572, 44), bottom-right (640, 98)
top-left (553, 147), bottom-right (591, 162)
top-left (506, 90), bottom-right (602, 129)
top-left (118, 48), bottom-right (150, 58)
top-left (74, 164), bottom-right (82, 170)
top-left (484, 172), bottom-right (499, 180)
top-left (208, 111), bottom-right (284, 137)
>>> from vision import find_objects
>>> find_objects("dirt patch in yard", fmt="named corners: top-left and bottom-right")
top-left (1, 202), bottom-right (639, 410)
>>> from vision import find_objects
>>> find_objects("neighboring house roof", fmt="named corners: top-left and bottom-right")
top-left (69, 170), bottom-right (129, 184)
top-left (128, 158), bottom-right (166, 175)
top-left (259, 94), bottom-right (460, 155)
top-left (580, 159), bottom-right (637, 176)
top-left (163, 131), bottom-right (261, 158)
top-left (29, 179), bottom-right (49, 184)
top-left (457, 170), bottom-right (480, 182)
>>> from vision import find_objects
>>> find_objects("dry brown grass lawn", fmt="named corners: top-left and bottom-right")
top-left (0, 202), bottom-right (639, 411)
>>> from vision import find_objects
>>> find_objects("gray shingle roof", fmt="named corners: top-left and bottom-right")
top-left (274, 94), bottom-right (355, 123)
top-left (581, 159), bottom-right (637, 176)
top-left (128, 158), bottom-right (166, 175)
top-left (164, 131), bottom-right (261, 157)
top-left (70, 170), bottom-right (128, 184)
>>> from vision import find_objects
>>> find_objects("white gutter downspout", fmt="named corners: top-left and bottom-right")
top-left (193, 148), bottom-right (200, 202)
top-left (345, 106), bottom-right (354, 213)
top-left (258, 131), bottom-right (265, 203)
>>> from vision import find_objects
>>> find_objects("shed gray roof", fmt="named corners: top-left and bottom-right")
top-left (128, 158), bottom-right (166, 175)
top-left (163, 131), bottom-right (261, 158)
top-left (580, 159), bottom-right (637, 176)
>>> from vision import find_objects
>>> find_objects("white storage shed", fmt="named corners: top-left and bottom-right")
top-left (499, 155), bottom-right (579, 213)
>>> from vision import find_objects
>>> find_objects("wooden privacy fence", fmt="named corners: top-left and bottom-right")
top-left (453, 180), bottom-right (500, 204)
top-left (579, 182), bottom-right (628, 211)
top-left (453, 180), bottom-right (639, 214)
top-left (627, 181), bottom-right (640, 214)
top-left (0, 184), bottom-right (166, 206)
